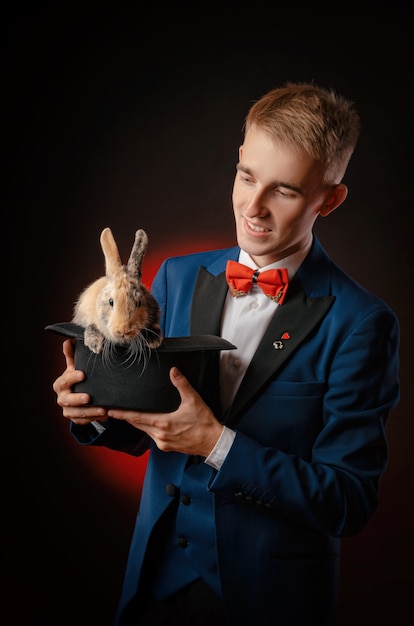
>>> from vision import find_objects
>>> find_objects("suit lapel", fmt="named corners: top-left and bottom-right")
top-left (190, 266), bottom-right (229, 336)
top-left (189, 266), bottom-right (229, 418)
top-left (188, 245), bottom-right (335, 427)
top-left (224, 275), bottom-right (334, 426)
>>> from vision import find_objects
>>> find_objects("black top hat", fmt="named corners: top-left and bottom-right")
top-left (45, 322), bottom-right (236, 413)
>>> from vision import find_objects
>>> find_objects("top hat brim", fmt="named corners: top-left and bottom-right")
top-left (45, 322), bottom-right (236, 412)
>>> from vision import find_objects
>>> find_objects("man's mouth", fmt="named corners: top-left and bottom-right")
top-left (245, 219), bottom-right (271, 233)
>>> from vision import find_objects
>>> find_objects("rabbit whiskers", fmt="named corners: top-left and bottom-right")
top-left (99, 330), bottom-right (159, 374)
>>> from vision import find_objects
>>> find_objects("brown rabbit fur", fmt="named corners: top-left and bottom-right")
top-left (72, 227), bottom-right (163, 356)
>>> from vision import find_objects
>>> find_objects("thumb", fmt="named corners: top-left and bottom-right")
top-left (169, 366), bottom-right (204, 410)
top-left (169, 366), bottom-right (187, 387)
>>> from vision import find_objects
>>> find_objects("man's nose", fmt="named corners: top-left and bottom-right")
top-left (244, 189), bottom-right (268, 216)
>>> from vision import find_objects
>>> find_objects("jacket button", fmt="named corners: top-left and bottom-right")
top-left (180, 494), bottom-right (191, 505)
top-left (166, 483), bottom-right (178, 497)
top-left (178, 536), bottom-right (188, 548)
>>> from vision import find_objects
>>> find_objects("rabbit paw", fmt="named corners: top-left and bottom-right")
top-left (146, 326), bottom-right (163, 349)
top-left (84, 325), bottom-right (105, 353)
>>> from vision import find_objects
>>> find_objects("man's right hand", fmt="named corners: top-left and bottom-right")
top-left (52, 339), bottom-right (108, 425)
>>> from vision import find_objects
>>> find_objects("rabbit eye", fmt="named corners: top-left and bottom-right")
top-left (109, 298), bottom-right (114, 308)
top-left (137, 299), bottom-right (142, 308)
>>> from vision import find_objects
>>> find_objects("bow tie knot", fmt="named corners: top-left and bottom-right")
top-left (226, 260), bottom-right (289, 304)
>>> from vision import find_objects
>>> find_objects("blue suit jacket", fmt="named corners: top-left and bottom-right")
top-left (72, 236), bottom-right (400, 625)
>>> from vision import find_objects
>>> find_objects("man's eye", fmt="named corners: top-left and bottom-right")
top-left (274, 188), bottom-right (294, 198)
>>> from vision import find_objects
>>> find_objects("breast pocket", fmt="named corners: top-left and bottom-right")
top-left (239, 380), bottom-right (327, 457)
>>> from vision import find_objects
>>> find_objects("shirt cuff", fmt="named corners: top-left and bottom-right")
top-left (91, 420), bottom-right (108, 434)
top-left (205, 426), bottom-right (236, 470)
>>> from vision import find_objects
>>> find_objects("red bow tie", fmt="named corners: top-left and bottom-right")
top-left (226, 260), bottom-right (289, 304)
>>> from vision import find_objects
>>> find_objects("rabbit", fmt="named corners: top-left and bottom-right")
top-left (72, 227), bottom-right (163, 357)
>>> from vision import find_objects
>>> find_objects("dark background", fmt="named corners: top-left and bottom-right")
top-left (6, 5), bottom-right (412, 625)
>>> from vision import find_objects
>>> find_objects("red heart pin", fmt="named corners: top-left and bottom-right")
top-left (281, 332), bottom-right (290, 340)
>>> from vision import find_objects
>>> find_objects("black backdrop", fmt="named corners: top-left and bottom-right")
top-left (6, 6), bottom-right (412, 626)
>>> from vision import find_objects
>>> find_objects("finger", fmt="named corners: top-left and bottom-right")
top-left (63, 339), bottom-right (75, 369)
top-left (61, 390), bottom-right (92, 408)
top-left (108, 408), bottom-right (148, 422)
top-left (63, 406), bottom-right (108, 423)
top-left (53, 368), bottom-right (84, 394)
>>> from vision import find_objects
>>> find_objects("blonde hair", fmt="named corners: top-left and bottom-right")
top-left (245, 82), bottom-right (361, 184)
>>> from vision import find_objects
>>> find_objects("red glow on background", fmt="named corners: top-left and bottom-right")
top-left (64, 233), bottom-right (235, 501)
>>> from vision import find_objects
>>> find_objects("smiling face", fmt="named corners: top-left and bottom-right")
top-left (232, 125), bottom-right (347, 267)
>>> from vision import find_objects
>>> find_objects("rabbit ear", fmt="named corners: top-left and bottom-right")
top-left (127, 229), bottom-right (148, 279)
top-left (100, 227), bottom-right (122, 278)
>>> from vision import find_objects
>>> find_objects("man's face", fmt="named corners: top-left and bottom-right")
top-left (232, 126), bottom-right (333, 267)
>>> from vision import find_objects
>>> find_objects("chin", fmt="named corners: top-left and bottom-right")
top-left (239, 237), bottom-right (269, 256)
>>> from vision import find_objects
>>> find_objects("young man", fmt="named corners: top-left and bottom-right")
top-left (53, 82), bottom-right (400, 625)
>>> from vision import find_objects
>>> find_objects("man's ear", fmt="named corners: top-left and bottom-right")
top-left (319, 183), bottom-right (348, 217)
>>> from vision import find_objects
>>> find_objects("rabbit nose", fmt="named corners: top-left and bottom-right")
top-left (124, 330), bottom-right (136, 338)
top-left (121, 328), bottom-right (138, 338)
top-left (112, 327), bottom-right (130, 339)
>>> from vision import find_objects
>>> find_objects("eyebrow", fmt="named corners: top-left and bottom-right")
top-left (236, 164), bottom-right (303, 194)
